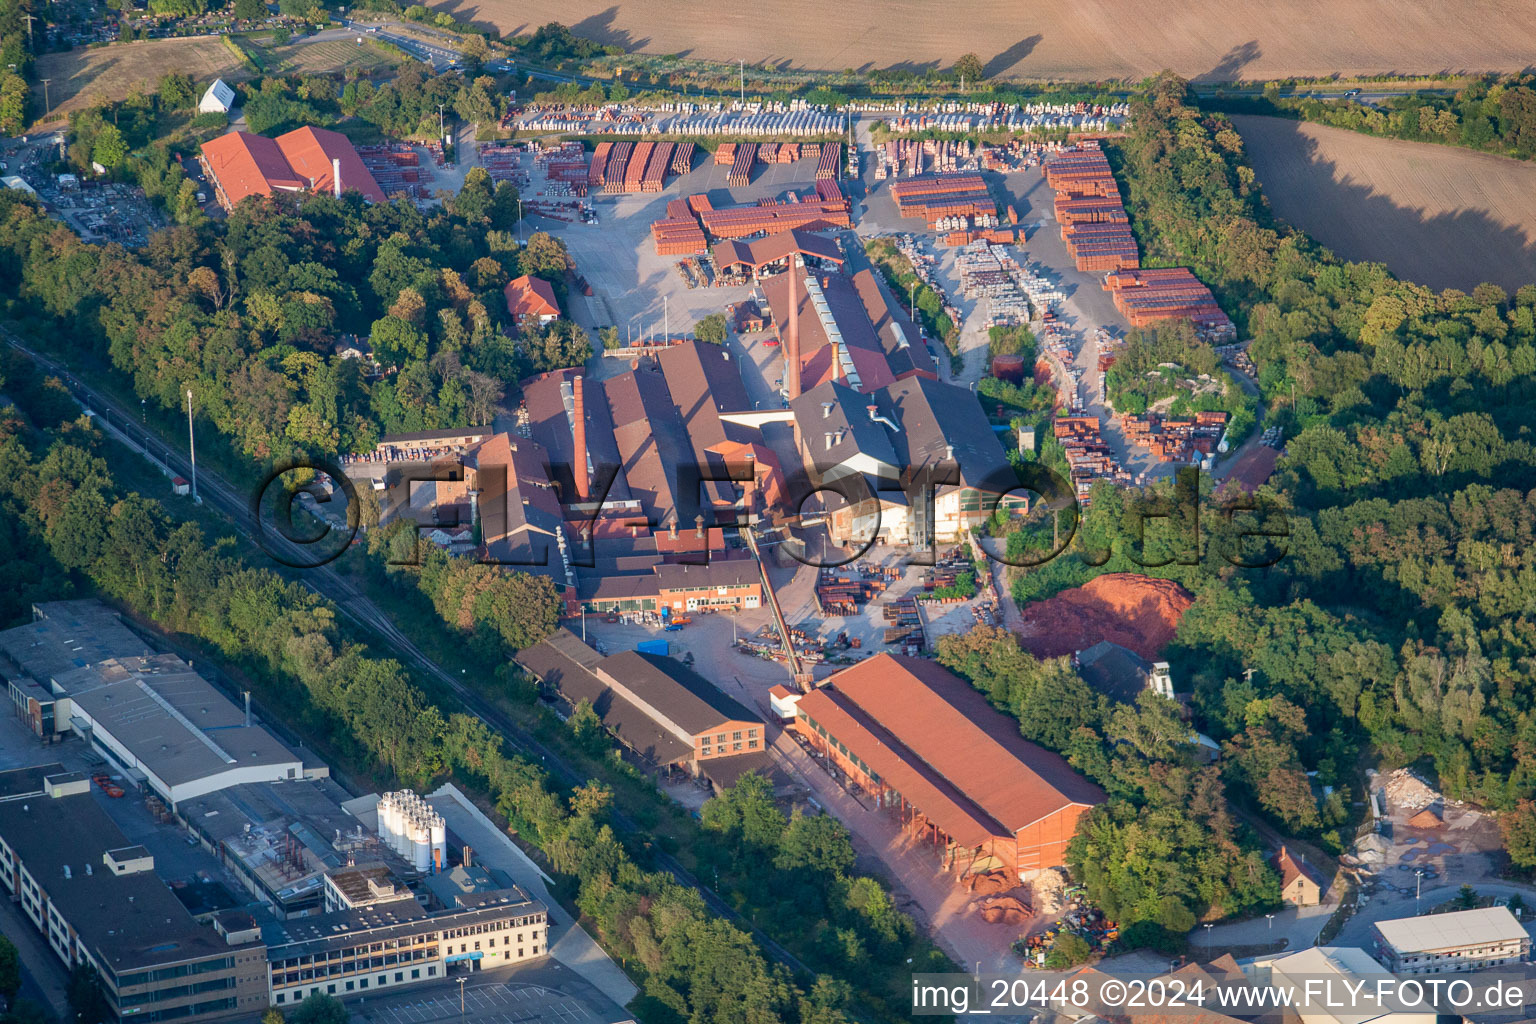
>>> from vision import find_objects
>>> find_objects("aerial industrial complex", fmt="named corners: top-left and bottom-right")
top-left (0, 602), bottom-right (556, 1024)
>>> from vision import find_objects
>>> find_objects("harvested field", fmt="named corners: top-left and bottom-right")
top-left (254, 37), bottom-right (403, 74)
top-left (34, 38), bottom-right (245, 122)
top-left (1232, 115), bottom-right (1536, 293)
top-left (1015, 573), bottom-right (1192, 660)
top-left (444, 0), bottom-right (1536, 80)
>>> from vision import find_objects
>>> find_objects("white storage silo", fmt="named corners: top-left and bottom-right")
top-left (429, 814), bottom-right (446, 873)
top-left (410, 823), bottom-right (431, 873)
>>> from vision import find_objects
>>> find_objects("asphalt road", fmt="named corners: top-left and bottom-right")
top-left (0, 325), bottom-right (811, 978)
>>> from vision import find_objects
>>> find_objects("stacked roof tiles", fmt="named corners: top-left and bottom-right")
top-left (1103, 268), bottom-right (1236, 340)
top-left (1043, 145), bottom-right (1138, 272)
top-left (890, 174), bottom-right (997, 226)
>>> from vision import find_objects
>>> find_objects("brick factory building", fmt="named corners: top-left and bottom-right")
top-left (516, 630), bottom-right (770, 788)
top-left (199, 128), bottom-right (386, 209)
top-left (794, 654), bottom-right (1104, 877)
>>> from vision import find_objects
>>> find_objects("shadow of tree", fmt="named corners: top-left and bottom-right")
top-left (984, 35), bottom-right (1042, 79)
top-left (1231, 114), bottom-right (1536, 293)
top-left (1195, 40), bottom-right (1262, 83)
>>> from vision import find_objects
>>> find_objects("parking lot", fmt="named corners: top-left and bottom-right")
top-left (354, 973), bottom-right (620, 1024)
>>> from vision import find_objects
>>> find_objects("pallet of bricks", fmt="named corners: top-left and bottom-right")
top-left (757, 142), bottom-right (778, 163)
top-left (651, 198), bottom-right (707, 256)
top-left (698, 197), bottom-right (851, 238)
top-left (882, 596), bottom-right (922, 647)
top-left (777, 143), bottom-right (799, 163)
top-left (481, 143), bottom-right (523, 184)
top-left (728, 143), bottom-right (756, 187)
top-left (603, 142), bottom-right (632, 193)
top-left (814, 570), bottom-right (885, 616)
top-left (641, 141), bottom-right (673, 192)
top-left (890, 174), bottom-right (995, 226)
top-left (622, 141), bottom-right (653, 194)
top-left (588, 142), bottom-right (611, 190)
top-left (671, 142), bottom-right (696, 175)
top-left (815, 143), bottom-right (840, 180)
top-left (357, 145), bottom-right (424, 200)
top-left (1045, 145), bottom-right (1140, 272)
top-left (543, 146), bottom-right (589, 196)
top-left (714, 143), bottom-right (735, 166)
top-left (814, 178), bottom-right (846, 209)
top-left (1104, 268), bottom-right (1234, 338)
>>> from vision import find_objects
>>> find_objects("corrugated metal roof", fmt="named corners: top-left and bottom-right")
top-left (1374, 907), bottom-right (1528, 953)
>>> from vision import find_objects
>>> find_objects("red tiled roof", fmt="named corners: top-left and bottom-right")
top-left (798, 654), bottom-right (1104, 849)
top-left (199, 127), bottom-right (385, 207)
top-left (504, 274), bottom-right (561, 320)
top-left (1275, 845), bottom-right (1324, 890)
top-left (200, 131), bottom-right (306, 206)
top-left (274, 125), bottom-right (387, 203)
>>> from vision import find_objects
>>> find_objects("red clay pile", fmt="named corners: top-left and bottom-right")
top-left (1103, 268), bottom-right (1236, 340)
top-left (1016, 573), bottom-right (1193, 660)
top-left (1044, 145), bottom-right (1139, 273)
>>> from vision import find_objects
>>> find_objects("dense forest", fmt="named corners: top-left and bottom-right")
top-left (1209, 76), bottom-right (1536, 160)
top-left (975, 73), bottom-right (1536, 932)
top-left (0, 177), bottom-right (594, 464)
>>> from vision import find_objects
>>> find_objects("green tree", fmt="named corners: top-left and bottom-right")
top-left (0, 934), bottom-right (18, 1003)
top-left (1043, 931), bottom-right (1092, 968)
top-left (67, 964), bottom-right (111, 1024)
top-left (953, 53), bottom-right (985, 87)
top-left (0, 72), bottom-right (28, 137)
top-left (157, 72), bottom-right (197, 110)
top-left (261, 1010), bottom-right (286, 1024)
top-left (694, 312), bottom-right (728, 345)
top-left (233, 0), bottom-right (268, 19)
top-left (289, 993), bottom-right (347, 1024)
top-left (1503, 801), bottom-right (1536, 869)
top-left (1456, 885), bottom-right (1480, 910)
top-left (91, 125), bottom-right (129, 170)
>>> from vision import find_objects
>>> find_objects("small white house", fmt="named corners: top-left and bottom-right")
top-left (198, 78), bottom-right (236, 115)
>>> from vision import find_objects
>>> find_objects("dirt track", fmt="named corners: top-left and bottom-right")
top-left (1232, 115), bottom-right (1536, 293)
top-left (443, 0), bottom-right (1536, 80)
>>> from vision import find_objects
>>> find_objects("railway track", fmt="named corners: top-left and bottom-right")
top-left (0, 325), bottom-right (811, 977)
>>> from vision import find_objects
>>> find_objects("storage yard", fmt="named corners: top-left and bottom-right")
top-left (448, 0), bottom-right (1536, 81)
top-left (1231, 114), bottom-right (1536, 294)
top-left (513, 100), bottom-right (846, 139)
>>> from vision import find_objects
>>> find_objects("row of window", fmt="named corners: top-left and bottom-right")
top-left (113, 977), bottom-right (235, 1009)
top-left (796, 711), bottom-right (881, 785)
top-left (272, 948), bottom-right (432, 984)
top-left (443, 916), bottom-right (541, 939)
top-left (116, 957), bottom-right (236, 989)
top-left (132, 997), bottom-right (237, 1023)
top-left (275, 966), bottom-right (436, 1001)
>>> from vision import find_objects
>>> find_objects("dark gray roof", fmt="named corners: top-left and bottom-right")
top-left (605, 366), bottom-right (694, 527)
top-left (515, 629), bottom-right (693, 764)
top-left (876, 376), bottom-right (1016, 493)
top-left (262, 886), bottom-right (545, 958)
top-left (0, 762), bottom-right (66, 802)
top-left (520, 368), bottom-right (632, 504)
top-left (851, 267), bottom-right (937, 379)
top-left (0, 783), bottom-right (258, 970)
top-left (0, 601), bottom-right (149, 685)
top-left (576, 573), bottom-right (661, 602)
top-left (790, 379), bottom-right (901, 479)
top-left (652, 559), bottom-right (760, 592)
top-left (603, 651), bottom-right (761, 735)
top-left (1076, 640), bottom-right (1152, 704)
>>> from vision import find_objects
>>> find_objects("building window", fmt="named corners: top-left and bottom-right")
top-left (732, 731), bottom-right (742, 741)
top-left (428, 967), bottom-right (436, 977)
top-left (395, 973), bottom-right (402, 982)
top-left (411, 970), bottom-right (420, 980)
top-left (276, 995), bottom-right (285, 1004)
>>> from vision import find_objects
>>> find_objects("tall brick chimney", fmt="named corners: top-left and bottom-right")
top-left (784, 258), bottom-right (802, 400)
top-left (571, 374), bottom-right (589, 503)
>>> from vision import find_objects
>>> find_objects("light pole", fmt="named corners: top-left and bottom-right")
top-left (437, 102), bottom-right (445, 143)
top-left (185, 389), bottom-right (199, 504)
top-left (1416, 869), bottom-right (1424, 913)
top-left (457, 976), bottom-right (466, 1018)
top-left (41, 78), bottom-right (51, 119)
top-left (1265, 913), bottom-right (1274, 931)
top-left (1202, 923), bottom-right (1213, 960)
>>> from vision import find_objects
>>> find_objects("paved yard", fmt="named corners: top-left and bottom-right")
top-left (352, 969), bottom-right (629, 1024)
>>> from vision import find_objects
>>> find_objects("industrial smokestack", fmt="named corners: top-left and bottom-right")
top-left (332, 157), bottom-right (341, 199)
top-left (695, 514), bottom-right (705, 539)
top-left (784, 258), bottom-right (802, 400)
top-left (572, 375), bottom-right (589, 503)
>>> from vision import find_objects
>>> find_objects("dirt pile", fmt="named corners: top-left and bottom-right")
top-left (978, 895), bottom-right (1031, 925)
top-left (1016, 573), bottom-right (1193, 660)
top-left (1028, 867), bottom-right (1068, 916)
top-left (1384, 768), bottom-right (1439, 812)
top-left (965, 870), bottom-right (1016, 896)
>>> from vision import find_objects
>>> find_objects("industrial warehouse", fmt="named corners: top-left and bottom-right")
top-left (793, 654), bottom-right (1104, 877)
top-left (0, 602), bottom-right (608, 1023)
